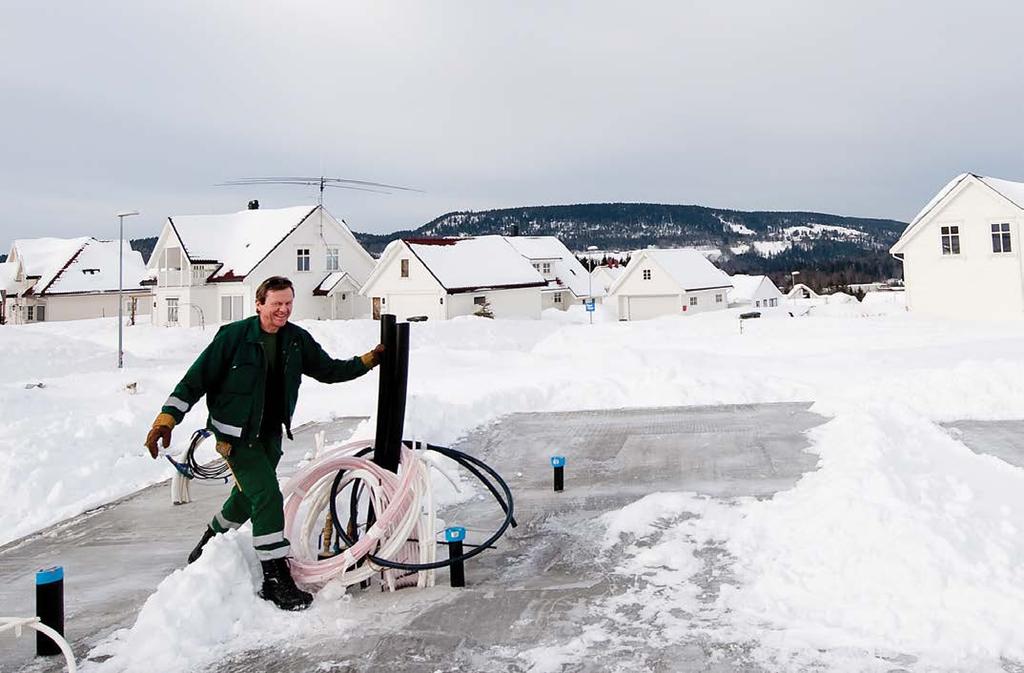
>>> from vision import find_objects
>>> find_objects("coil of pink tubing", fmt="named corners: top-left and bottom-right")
top-left (281, 440), bottom-right (436, 590)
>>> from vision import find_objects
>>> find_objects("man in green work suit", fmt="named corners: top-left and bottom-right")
top-left (144, 276), bottom-right (383, 611)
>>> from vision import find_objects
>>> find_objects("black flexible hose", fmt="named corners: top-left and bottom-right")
top-left (167, 429), bottom-right (231, 481)
top-left (327, 442), bottom-right (516, 572)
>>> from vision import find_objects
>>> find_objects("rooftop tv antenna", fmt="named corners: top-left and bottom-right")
top-left (218, 175), bottom-right (423, 245)
top-left (218, 176), bottom-right (422, 208)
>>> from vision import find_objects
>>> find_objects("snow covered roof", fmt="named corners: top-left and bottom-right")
top-left (0, 261), bottom-right (19, 293)
top-left (313, 271), bottom-right (358, 296)
top-left (728, 274), bottom-right (770, 302)
top-left (404, 235), bottom-right (546, 293)
top-left (167, 205), bottom-right (318, 279)
top-left (503, 235), bottom-right (595, 297)
top-left (615, 248), bottom-right (732, 293)
top-left (41, 239), bottom-right (148, 295)
top-left (10, 237), bottom-right (90, 287)
top-left (977, 175), bottom-right (1024, 210)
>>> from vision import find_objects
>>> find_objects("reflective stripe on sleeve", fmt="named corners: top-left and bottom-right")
top-left (211, 418), bottom-right (243, 437)
top-left (164, 396), bottom-right (190, 412)
top-left (252, 531), bottom-right (286, 547)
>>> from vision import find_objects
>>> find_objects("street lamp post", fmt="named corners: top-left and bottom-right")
top-left (790, 270), bottom-right (800, 304)
top-left (116, 211), bottom-right (140, 369)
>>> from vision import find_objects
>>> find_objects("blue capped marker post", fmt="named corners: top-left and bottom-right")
top-left (445, 527), bottom-right (466, 588)
top-left (35, 566), bottom-right (64, 656)
top-left (551, 456), bottom-right (566, 492)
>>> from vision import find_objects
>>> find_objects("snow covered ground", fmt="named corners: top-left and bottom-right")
top-left (6, 297), bottom-right (1024, 671)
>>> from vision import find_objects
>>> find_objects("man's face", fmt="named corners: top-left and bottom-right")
top-left (257, 287), bottom-right (294, 330)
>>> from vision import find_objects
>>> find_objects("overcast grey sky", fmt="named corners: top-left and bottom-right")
top-left (2, 1), bottom-right (1023, 249)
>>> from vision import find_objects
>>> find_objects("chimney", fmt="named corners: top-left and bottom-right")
top-left (248, 199), bottom-right (260, 210)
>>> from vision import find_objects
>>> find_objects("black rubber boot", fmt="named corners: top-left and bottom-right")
top-left (187, 527), bottom-right (217, 565)
top-left (259, 558), bottom-right (314, 611)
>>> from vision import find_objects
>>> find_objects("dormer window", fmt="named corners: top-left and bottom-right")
top-left (542, 262), bottom-right (551, 274)
top-left (81, 268), bottom-right (100, 275)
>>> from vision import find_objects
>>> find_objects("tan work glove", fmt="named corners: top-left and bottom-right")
top-left (215, 441), bottom-right (232, 459)
top-left (145, 413), bottom-right (176, 459)
top-left (360, 343), bottom-right (386, 369)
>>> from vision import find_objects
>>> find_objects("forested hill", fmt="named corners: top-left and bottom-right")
top-left (352, 203), bottom-right (908, 286)
top-left (353, 203), bottom-right (905, 254)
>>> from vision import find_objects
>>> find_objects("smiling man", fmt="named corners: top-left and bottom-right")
top-left (144, 276), bottom-right (383, 611)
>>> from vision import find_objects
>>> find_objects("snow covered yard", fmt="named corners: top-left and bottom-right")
top-left (5, 300), bottom-right (1024, 671)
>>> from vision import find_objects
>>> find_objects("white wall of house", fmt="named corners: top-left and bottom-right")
top-left (153, 285), bottom-right (220, 328)
top-left (446, 287), bottom-right (542, 319)
top-left (542, 290), bottom-right (577, 311)
top-left (610, 254), bottom-right (730, 320)
top-left (898, 180), bottom-right (1024, 319)
top-left (251, 212), bottom-right (375, 321)
top-left (364, 248), bottom-right (448, 321)
top-left (43, 291), bottom-right (153, 322)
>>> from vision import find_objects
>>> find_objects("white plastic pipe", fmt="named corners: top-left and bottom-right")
top-left (0, 616), bottom-right (77, 672)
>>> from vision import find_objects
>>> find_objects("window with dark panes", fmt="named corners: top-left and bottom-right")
top-left (642, 269), bottom-right (652, 280)
top-left (992, 223), bottom-right (1011, 253)
top-left (401, 259), bottom-right (409, 278)
top-left (296, 248), bottom-right (310, 271)
top-left (941, 226), bottom-right (960, 255)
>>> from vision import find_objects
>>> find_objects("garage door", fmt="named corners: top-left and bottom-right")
top-left (626, 295), bottom-right (679, 321)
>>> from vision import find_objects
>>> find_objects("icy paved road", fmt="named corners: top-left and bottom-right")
top-left (209, 402), bottom-right (827, 673)
top-left (0, 417), bottom-right (367, 673)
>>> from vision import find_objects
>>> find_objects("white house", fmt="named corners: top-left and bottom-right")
top-left (787, 283), bottom-right (819, 300)
top-left (148, 203), bottom-right (375, 327)
top-left (607, 248), bottom-right (733, 321)
top-left (2, 237), bottom-right (151, 324)
top-left (728, 274), bottom-right (784, 309)
top-left (503, 235), bottom-right (598, 310)
top-left (890, 173), bottom-right (1024, 319)
top-left (359, 235), bottom-right (546, 321)
top-left (590, 264), bottom-right (624, 298)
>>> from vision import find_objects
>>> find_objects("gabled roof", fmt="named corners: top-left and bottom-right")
top-left (41, 239), bottom-right (149, 295)
top-left (610, 248), bottom-right (732, 294)
top-left (0, 261), bottom-right (20, 294)
top-left (503, 235), bottom-right (595, 298)
top-left (728, 274), bottom-right (777, 302)
top-left (893, 173), bottom-right (1024, 254)
top-left (313, 271), bottom-right (359, 296)
top-left (166, 205), bottom-right (318, 280)
top-left (403, 235), bottom-right (546, 293)
top-left (9, 237), bottom-right (90, 287)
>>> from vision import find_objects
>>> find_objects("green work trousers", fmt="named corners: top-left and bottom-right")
top-left (209, 434), bottom-right (291, 561)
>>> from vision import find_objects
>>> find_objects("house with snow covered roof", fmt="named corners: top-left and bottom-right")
top-left (787, 283), bottom-right (819, 300)
top-left (2, 237), bottom-right (151, 325)
top-left (503, 235), bottom-right (598, 310)
top-left (359, 235), bottom-right (546, 321)
top-left (590, 264), bottom-right (624, 298)
top-left (890, 173), bottom-right (1024, 319)
top-left (607, 248), bottom-right (732, 321)
top-left (147, 203), bottom-right (375, 327)
top-left (728, 274), bottom-right (784, 309)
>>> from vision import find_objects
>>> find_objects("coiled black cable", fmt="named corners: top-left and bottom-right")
top-left (327, 441), bottom-right (516, 572)
top-left (165, 429), bottom-right (231, 481)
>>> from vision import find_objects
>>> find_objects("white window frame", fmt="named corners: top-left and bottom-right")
top-left (401, 259), bottom-right (410, 278)
top-left (642, 269), bottom-right (652, 281)
top-left (689, 296), bottom-right (698, 306)
top-left (167, 298), bottom-right (179, 324)
top-left (715, 293), bottom-right (723, 304)
top-left (221, 295), bottom-right (244, 322)
top-left (326, 247), bottom-right (340, 271)
top-left (26, 305), bottom-right (34, 321)
top-left (991, 223), bottom-right (1012, 254)
top-left (541, 262), bottom-right (552, 274)
top-left (296, 248), bottom-right (311, 272)
top-left (553, 292), bottom-right (562, 304)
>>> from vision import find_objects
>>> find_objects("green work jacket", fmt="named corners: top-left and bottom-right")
top-left (161, 316), bottom-right (369, 444)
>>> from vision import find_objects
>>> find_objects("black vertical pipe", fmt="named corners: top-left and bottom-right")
top-left (381, 322), bottom-right (410, 473)
top-left (35, 566), bottom-right (64, 656)
top-left (554, 466), bottom-right (564, 492)
top-left (373, 314), bottom-right (397, 469)
top-left (448, 540), bottom-right (465, 587)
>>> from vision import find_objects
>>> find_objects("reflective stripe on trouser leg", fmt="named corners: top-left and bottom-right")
top-left (222, 435), bottom-right (289, 554)
top-left (209, 510), bottom-right (244, 534)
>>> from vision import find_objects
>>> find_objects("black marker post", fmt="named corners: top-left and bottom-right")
top-left (551, 456), bottom-right (565, 492)
top-left (35, 566), bottom-right (64, 656)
